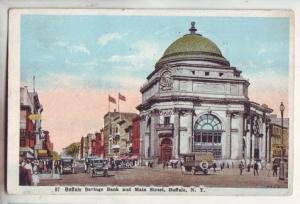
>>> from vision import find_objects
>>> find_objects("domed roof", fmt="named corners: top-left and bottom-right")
top-left (156, 22), bottom-right (229, 67)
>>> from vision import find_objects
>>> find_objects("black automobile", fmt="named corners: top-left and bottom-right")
top-left (60, 158), bottom-right (75, 174)
top-left (89, 158), bottom-right (109, 177)
top-left (180, 152), bottom-right (214, 175)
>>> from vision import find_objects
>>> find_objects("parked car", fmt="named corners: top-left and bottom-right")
top-left (74, 159), bottom-right (85, 174)
top-left (85, 156), bottom-right (98, 173)
top-left (60, 157), bottom-right (75, 174)
top-left (89, 158), bottom-right (109, 177)
top-left (180, 152), bottom-right (214, 175)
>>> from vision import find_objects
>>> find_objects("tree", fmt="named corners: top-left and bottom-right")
top-left (63, 142), bottom-right (80, 158)
top-left (52, 151), bottom-right (60, 160)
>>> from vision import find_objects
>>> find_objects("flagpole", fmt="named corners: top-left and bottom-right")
top-left (118, 93), bottom-right (120, 113)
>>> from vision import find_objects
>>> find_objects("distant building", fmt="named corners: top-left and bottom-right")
top-left (103, 111), bottom-right (139, 157)
top-left (91, 131), bottom-right (105, 158)
top-left (268, 115), bottom-right (289, 162)
top-left (36, 130), bottom-right (54, 159)
top-left (80, 131), bottom-right (105, 159)
top-left (131, 116), bottom-right (141, 157)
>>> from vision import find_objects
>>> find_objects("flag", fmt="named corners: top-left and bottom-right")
top-left (118, 93), bottom-right (126, 101)
top-left (108, 95), bottom-right (116, 104)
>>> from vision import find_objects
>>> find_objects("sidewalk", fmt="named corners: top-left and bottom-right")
top-left (39, 173), bottom-right (62, 180)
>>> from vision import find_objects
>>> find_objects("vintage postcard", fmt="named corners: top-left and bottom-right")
top-left (7, 9), bottom-right (294, 195)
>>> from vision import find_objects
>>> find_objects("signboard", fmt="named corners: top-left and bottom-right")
top-left (28, 114), bottom-right (41, 120)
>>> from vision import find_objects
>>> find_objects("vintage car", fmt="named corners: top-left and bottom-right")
top-left (85, 156), bottom-right (98, 173)
top-left (89, 158), bottom-right (109, 177)
top-left (180, 152), bottom-right (214, 175)
top-left (74, 159), bottom-right (85, 174)
top-left (60, 157), bottom-right (75, 174)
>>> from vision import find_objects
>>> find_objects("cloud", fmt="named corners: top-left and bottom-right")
top-left (64, 59), bottom-right (98, 69)
top-left (53, 41), bottom-right (90, 54)
top-left (67, 44), bottom-right (90, 54)
top-left (97, 32), bottom-right (124, 46)
top-left (266, 59), bottom-right (274, 64)
top-left (258, 48), bottom-right (266, 54)
top-left (109, 41), bottom-right (163, 71)
top-left (38, 70), bottom-right (144, 92)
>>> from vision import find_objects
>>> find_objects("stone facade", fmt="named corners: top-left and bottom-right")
top-left (103, 111), bottom-right (139, 157)
top-left (137, 23), bottom-right (273, 165)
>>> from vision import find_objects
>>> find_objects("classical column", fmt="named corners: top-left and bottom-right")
top-left (186, 109), bottom-right (194, 153)
top-left (225, 111), bottom-right (231, 159)
top-left (237, 112), bottom-right (244, 160)
top-left (250, 117), bottom-right (255, 162)
top-left (150, 110), bottom-right (159, 158)
top-left (173, 109), bottom-right (180, 159)
top-left (261, 119), bottom-right (266, 162)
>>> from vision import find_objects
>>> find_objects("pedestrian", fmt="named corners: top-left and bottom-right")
top-left (32, 171), bottom-right (40, 186)
top-left (254, 162), bottom-right (259, 176)
top-left (227, 162), bottom-right (229, 168)
top-left (220, 162), bottom-right (224, 171)
top-left (266, 162), bottom-right (272, 176)
top-left (213, 162), bottom-right (217, 172)
top-left (239, 161), bottom-right (244, 175)
top-left (163, 161), bottom-right (166, 169)
top-left (19, 159), bottom-right (28, 186)
top-left (24, 160), bottom-right (33, 185)
top-left (247, 163), bottom-right (251, 172)
top-left (38, 160), bottom-right (43, 174)
top-left (273, 163), bottom-right (278, 177)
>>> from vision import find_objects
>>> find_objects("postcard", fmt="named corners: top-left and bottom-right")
top-left (7, 9), bottom-right (294, 195)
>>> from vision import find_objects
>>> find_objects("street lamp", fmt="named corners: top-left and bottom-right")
top-left (279, 102), bottom-right (285, 180)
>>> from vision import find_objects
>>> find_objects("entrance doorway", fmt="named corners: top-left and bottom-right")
top-left (160, 138), bottom-right (172, 163)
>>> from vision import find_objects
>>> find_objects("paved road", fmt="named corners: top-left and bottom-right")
top-left (39, 167), bottom-right (288, 188)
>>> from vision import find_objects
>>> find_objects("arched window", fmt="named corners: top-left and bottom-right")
top-left (194, 114), bottom-right (222, 131)
top-left (193, 114), bottom-right (223, 159)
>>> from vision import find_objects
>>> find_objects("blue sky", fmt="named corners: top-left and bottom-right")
top-left (21, 15), bottom-right (290, 91)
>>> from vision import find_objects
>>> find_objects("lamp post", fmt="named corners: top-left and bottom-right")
top-left (279, 102), bottom-right (285, 180)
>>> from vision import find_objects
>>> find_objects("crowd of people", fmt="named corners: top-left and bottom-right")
top-left (19, 158), bottom-right (60, 186)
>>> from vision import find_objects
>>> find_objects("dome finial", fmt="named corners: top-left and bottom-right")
top-left (189, 21), bottom-right (197, 34)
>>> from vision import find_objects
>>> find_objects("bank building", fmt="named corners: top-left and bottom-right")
top-left (137, 22), bottom-right (273, 165)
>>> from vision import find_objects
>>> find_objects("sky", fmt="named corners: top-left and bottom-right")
top-left (20, 15), bottom-right (290, 152)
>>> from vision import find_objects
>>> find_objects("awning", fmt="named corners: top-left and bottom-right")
top-left (112, 144), bottom-right (120, 149)
top-left (20, 151), bottom-right (34, 159)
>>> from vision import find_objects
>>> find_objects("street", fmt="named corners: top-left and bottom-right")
top-left (39, 166), bottom-right (288, 188)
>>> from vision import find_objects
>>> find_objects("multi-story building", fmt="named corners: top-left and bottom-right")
top-left (103, 111), bottom-right (139, 157)
top-left (137, 22), bottom-right (273, 165)
top-left (91, 131), bottom-right (105, 158)
top-left (20, 86), bottom-right (35, 159)
top-left (131, 116), bottom-right (141, 158)
top-left (268, 115), bottom-right (289, 162)
top-left (20, 85), bottom-right (54, 160)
